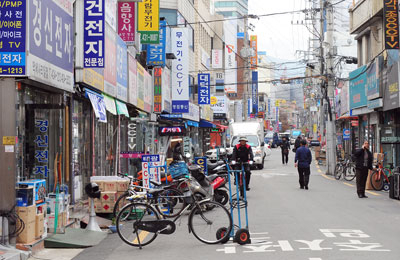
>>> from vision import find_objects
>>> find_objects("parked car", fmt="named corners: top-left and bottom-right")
top-left (205, 148), bottom-right (227, 161)
top-left (309, 140), bottom-right (321, 147)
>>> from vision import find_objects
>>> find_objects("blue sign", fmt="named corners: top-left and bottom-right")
top-left (343, 129), bottom-right (351, 141)
top-left (84, 0), bottom-right (105, 68)
top-left (147, 20), bottom-right (167, 66)
top-left (0, 0), bottom-right (26, 75)
top-left (116, 35), bottom-right (128, 101)
top-left (160, 113), bottom-right (183, 119)
top-left (86, 89), bottom-right (107, 123)
top-left (267, 98), bottom-right (271, 117)
top-left (349, 65), bottom-right (368, 109)
top-left (252, 71), bottom-right (258, 114)
top-left (142, 154), bottom-right (161, 163)
top-left (198, 73), bottom-right (210, 104)
top-left (366, 61), bottom-right (379, 99)
top-left (195, 157), bottom-right (208, 175)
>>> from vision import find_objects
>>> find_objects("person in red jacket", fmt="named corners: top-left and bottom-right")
top-left (231, 136), bottom-right (254, 191)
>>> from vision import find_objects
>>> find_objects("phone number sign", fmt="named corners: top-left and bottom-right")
top-left (0, 0), bottom-right (26, 76)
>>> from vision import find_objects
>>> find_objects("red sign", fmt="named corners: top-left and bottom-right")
top-left (118, 2), bottom-right (135, 44)
top-left (153, 67), bottom-right (162, 112)
top-left (351, 120), bottom-right (359, 127)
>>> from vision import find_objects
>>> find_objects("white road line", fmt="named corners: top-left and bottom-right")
top-left (309, 258), bottom-right (322, 260)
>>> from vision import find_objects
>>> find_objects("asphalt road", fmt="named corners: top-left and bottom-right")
top-left (74, 148), bottom-right (400, 260)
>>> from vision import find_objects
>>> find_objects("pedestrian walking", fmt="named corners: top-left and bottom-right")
top-left (231, 136), bottom-right (254, 191)
top-left (295, 139), bottom-right (312, 190)
top-left (352, 141), bottom-right (373, 198)
top-left (293, 135), bottom-right (302, 152)
top-left (280, 136), bottom-right (290, 164)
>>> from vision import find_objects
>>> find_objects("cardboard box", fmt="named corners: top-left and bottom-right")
top-left (94, 181), bottom-right (105, 191)
top-left (47, 212), bottom-right (66, 231)
top-left (116, 180), bottom-right (129, 192)
top-left (35, 213), bottom-right (44, 238)
top-left (16, 187), bottom-right (34, 207)
top-left (17, 220), bottom-right (35, 244)
top-left (100, 192), bottom-right (117, 203)
top-left (373, 153), bottom-right (384, 165)
top-left (103, 181), bottom-right (117, 191)
top-left (16, 205), bottom-right (36, 224)
top-left (97, 203), bottom-right (114, 213)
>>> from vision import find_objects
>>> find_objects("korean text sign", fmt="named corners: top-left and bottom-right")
top-left (0, 0), bottom-right (26, 76)
top-left (116, 36), bottom-right (128, 101)
top-left (171, 27), bottom-right (189, 113)
top-left (146, 20), bottom-right (166, 66)
top-left (28, 0), bottom-right (74, 91)
top-left (349, 65), bottom-right (367, 109)
top-left (252, 71), bottom-right (258, 114)
top-left (198, 73), bottom-right (210, 105)
top-left (117, 1), bottom-right (135, 44)
top-left (250, 35), bottom-right (258, 69)
top-left (384, 0), bottom-right (399, 49)
top-left (84, 0), bottom-right (105, 68)
top-left (153, 67), bottom-right (162, 112)
top-left (33, 119), bottom-right (49, 177)
top-left (137, 0), bottom-right (159, 32)
top-left (141, 155), bottom-right (161, 189)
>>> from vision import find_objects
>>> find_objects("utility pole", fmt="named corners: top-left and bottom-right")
top-left (242, 15), bottom-right (250, 121)
top-left (319, 0), bottom-right (325, 153)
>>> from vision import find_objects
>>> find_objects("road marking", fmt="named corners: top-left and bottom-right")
top-left (318, 169), bottom-right (322, 173)
top-left (321, 174), bottom-right (335, 181)
top-left (365, 190), bottom-right (381, 196)
top-left (132, 230), bottom-right (149, 244)
top-left (343, 183), bottom-right (354, 187)
top-left (309, 258), bottom-right (322, 260)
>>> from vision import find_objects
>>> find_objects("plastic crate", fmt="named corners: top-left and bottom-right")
top-left (168, 162), bottom-right (189, 179)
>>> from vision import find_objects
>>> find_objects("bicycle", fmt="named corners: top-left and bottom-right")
top-left (334, 156), bottom-right (356, 181)
top-left (116, 184), bottom-right (232, 248)
top-left (370, 163), bottom-right (393, 191)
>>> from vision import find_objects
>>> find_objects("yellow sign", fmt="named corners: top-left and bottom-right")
top-left (210, 96), bottom-right (218, 105)
top-left (275, 100), bottom-right (280, 107)
top-left (313, 124), bottom-right (317, 133)
top-left (83, 69), bottom-right (104, 91)
top-left (3, 136), bottom-right (16, 145)
top-left (138, 0), bottom-right (160, 32)
top-left (250, 35), bottom-right (258, 69)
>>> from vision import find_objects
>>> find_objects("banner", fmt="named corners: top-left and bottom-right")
top-left (250, 35), bottom-right (258, 69)
top-left (0, 0), bottom-right (26, 76)
top-left (198, 73), bottom-right (211, 105)
top-left (212, 50), bottom-right (223, 69)
top-left (252, 71), bottom-right (258, 113)
top-left (224, 19), bottom-right (237, 93)
top-left (137, 62), bottom-right (145, 110)
top-left (153, 67), bottom-right (162, 113)
top-left (83, 0), bottom-right (105, 68)
top-left (118, 1), bottom-right (135, 44)
top-left (144, 69), bottom-right (153, 112)
top-left (128, 53), bottom-right (137, 106)
top-left (138, 0), bottom-right (159, 44)
top-left (171, 28), bottom-right (189, 113)
top-left (116, 36), bottom-right (128, 102)
top-left (349, 65), bottom-right (367, 109)
top-left (384, 0), bottom-right (399, 49)
top-left (147, 20), bottom-right (167, 66)
top-left (27, 0), bottom-right (74, 91)
top-left (104, 24), bottom-right (117, 97)
top-left (162, 67), bottom-right (172, 113)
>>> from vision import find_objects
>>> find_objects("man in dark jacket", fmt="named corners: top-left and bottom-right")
top-left (280, 136), bottom-right (290, 164)
top-left (231, 136), bottom-right (254, 191)
top-left (295, 139), bottom-right (312, 190)
top-left (353, 141), bottom-right (373, 198)
top-left (294, 136), bottom-right (302, 152)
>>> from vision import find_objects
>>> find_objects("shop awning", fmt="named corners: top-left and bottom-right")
top-left (186, 120), bottom-right (199, 127)
top-left (116, 100), bottom-right (130, 117)
top-left (338, 116), bottom-right (358, 120)
top-left (103, 95), bottom-right (117, 115)
top-left (199, 120), bottom-right (216, 128)
top-left (85, 89), bottom-right (107, 123)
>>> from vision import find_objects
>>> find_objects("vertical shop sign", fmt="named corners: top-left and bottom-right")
top-left (83, 0), bottom-right (105, 68)
top-left (250, 35), bottom-right (258, 69)
top-left (141, 155), bottom-right (161, 188)
top-left (252, 71), bottom-right (258, 114)
top-left (153, 67), bottom-right (162, 113)
top-left (211, 50), bottom-right (222, 69)
top-left (171, 27), bottom-right (189, 113)
top-left (366, 61), bottom-right (379, 100)
top-left (146, 20), bottom-right (166, 66)
top-left (384, 0), bottom-right (399, 49)
top-left (117, 1), bottom-right (135, 44)
top-left (138, 0), bottom-right (159, 44)
top-left (104, 24), bottom-right (117, 97)
top-left (198, 73), bottom-right (210, 105)
top-left (116, 36), bottom-right (128, 102)
top-left (223, 20), bottom-right (237, 93)
top-left (128, 53), bottom-right (137, 106)
top-left (162, 67), bottom-right (171, 113)
top-left (0, 0), bottom-right (26, 76)
top-left (27, 0), bottom-right (74, 91)
top-left (144, 69), bottom-right (153, 112)
top-left (137, 61), bottom-right (145, 110)
top-left (33, 119), bottom-right (49, 177)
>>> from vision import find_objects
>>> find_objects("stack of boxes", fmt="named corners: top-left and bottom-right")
top-left (90, 177), bottom-right (129, 213)
top-left (15, 179), bottom-right (47, 244)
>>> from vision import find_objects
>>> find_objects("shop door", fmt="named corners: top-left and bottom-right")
top-left (25, 104), bottom-right (68, 194)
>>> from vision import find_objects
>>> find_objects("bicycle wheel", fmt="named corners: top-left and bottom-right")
top-left (154, 187), bottom-right (187, 218)
top-left (188, 200), bottom-right (232, 244)
top-left (344, 164), bottom-right (356, 181)
top-left (113, 192), bottom-right (130, 218)
top-left (334, 164), bottom-right (343, 180)
top-left (370, 170), bottom-right (384, 191)
top-left (116, 202), bottom-right (159, 247)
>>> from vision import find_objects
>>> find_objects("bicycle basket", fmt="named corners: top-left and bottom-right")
top-left (168, 162), bottom-right (189, 179)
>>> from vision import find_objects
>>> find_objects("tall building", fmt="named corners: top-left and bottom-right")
top-left (213, 0), bottom-right (248, 17)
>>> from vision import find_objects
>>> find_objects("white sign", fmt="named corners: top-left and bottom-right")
top-left (128, 53), bottom-right (138, 106)
top-left (171, 28), bottom-right (190, 113)
top-left (211, 96), bottom-right (228, 114)
top-left (182, 103), bottom-right (200, 122)
top-left (162, 67), bottom-right (172, 113)
top-left (212, 49), bottom-right (223, 69)
top-left (142, 155), bottom-right (161, 189)
top-left (201, 48), bottom-right (210, 69)
top-left (224, 19), bottom-right (237, 93)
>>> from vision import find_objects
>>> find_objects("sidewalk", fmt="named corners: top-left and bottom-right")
top-left (0, 245), bottom-right (29, 260)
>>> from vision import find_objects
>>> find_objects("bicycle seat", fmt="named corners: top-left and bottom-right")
top-left (147, 188), bottom-right (165, 196)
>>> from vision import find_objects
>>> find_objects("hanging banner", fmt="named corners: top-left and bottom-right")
top-left (27, 0), bottom-right (74, 91)
top-left (384, 0), bottom-right (399, 49)
top-left (171, 27), bottom-right (189, 113)
top-left (144, 69), bottom-right (153, 112)
top-left (147, 20), bottom-right (167, 66)
top-left (116, 36), bottom-right (128, 102)
top-left (153, 67), bottom-right (162, 113)
top-left (138, 0), bottom-right (159, 44)
top-left (117, 1), bottom-right (135, 44)
top-left (104, 24), bottom-right (117, 97)
top-left (198, 73), bottom-right (211, 105)
top-left (252, 71), bottom-right (258, 114)
top-left (0, 0), bottom-right (26, 76)
top-left (137, 61), bottom-right (145, 110)
top-left (83, 0), bottom-right (105, 68)
top-left (211, 50), bottom-right (223, 69)
top-left (128, 53), bottom-right (137, 106)
top-left (162, 67), bottom-right (172, 113)
top-left (224, 19), bottom-right (237, 93)
top-left (87, 91), bottom-right (107, 123)
top-left (250, 35), bottom-right (258, 69)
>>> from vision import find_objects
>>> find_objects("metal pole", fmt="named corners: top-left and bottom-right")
top-left (243, 16), bottom-right (249, 121)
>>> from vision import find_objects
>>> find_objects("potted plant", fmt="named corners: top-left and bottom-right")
top-left (109, 217), bottom-right (117, 233)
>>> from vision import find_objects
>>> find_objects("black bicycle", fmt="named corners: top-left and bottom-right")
top-left (116, 185), bottom-right (232, 248)
top-left (334, 155), bottom-right (356, 181)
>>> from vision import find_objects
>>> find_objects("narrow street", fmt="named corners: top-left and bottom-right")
top-left (73, 149), bottom-right (400, 260)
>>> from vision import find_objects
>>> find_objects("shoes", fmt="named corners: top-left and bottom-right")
top-left (300, 186), bottom-right (304, 189)
top-left (305, 186), bottom-right (308, 190)
top-left (246, 187), bottom-right (251, 191)
top-left (358, 194), bottom-right (363, 198)
top-left (362, 194), bottom-right (368, 198)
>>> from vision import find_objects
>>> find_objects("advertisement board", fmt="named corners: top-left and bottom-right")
top-left (162, 67), bottom-right (172, 113)
top-left (153, 67), bottom-right (162, 113)
top-left (198, 73), bottom-right (211, 105)
top-left (384, 0), bottom-right (399, 49)
top-left (210, 96), bottom-right (228, 114)
top-left (223, 19), bottom-right (237, 93)
top-left (117, 1), bottom-right (135, 44)
top-left (250, 35), bottom-right (258, 69)
top-left (137, 62), bottom-right (145, 110)
top-left (128, 53), bottom-right (137, 106)
top-left (147, 20), bottom-right (167, 66)
top-left (349, 65), bottom-right (367, 110)
top-left (211, 49), bottom-right (223, 69)
top-left (104, 24), bottom-right (117, 97)
top-left (116, 36), bottom-right (128, 102)
top-left (252, 71), bottom-right (258, 113)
